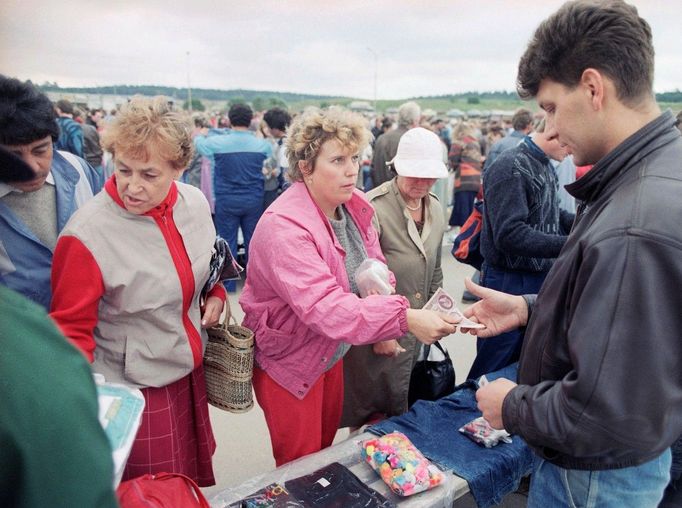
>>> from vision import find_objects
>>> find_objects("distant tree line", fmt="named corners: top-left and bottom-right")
top-left (656, 90), bottom-right (682, 102)
top-left (36, 82), bottom-right (682, 105)
top-left (414, 91), bottom-right (520, 102)
top-left (415, 89), bottom-right (682, 103)
top-left (37, 83), bottom-right (337, 104)
top-left (180, 96), bottom-right (289, 112)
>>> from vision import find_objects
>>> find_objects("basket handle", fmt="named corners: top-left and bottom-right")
top-left (217, 299), bottom-right (239, 331)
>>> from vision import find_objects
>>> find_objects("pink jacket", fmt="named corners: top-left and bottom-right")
top-left (240, 182), bottom-right (410, 399)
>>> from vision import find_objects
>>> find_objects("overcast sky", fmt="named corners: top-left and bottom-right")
top-left (1, 1), bottom-right (680, 100)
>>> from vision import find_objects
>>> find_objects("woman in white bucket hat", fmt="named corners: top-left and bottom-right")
top-left (342, 127), bottom-right (450, 428)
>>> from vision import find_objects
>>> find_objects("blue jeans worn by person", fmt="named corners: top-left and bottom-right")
top-left (528, 450), bottom-right (671, 508)
top-left (467, 263), bottom-right (547, 380)
top-left (215, 197), bottom-right (262, 292)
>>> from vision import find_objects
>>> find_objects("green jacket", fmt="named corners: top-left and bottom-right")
top-left (0, 285), bottom-right (118, 508)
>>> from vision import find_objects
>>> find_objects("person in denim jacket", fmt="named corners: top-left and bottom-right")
top-left (240, 107), bottom-right (458, 466)
top-left (0, 76), bottom-right (98, 310)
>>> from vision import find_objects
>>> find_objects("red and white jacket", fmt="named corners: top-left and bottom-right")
top-left (50, 177), bottom-right (225, 388)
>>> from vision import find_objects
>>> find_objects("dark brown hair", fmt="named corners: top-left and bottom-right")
top-left (517, 0), bottom-right (654, 106)
top-left (511, 108), bottom-right (533, 131)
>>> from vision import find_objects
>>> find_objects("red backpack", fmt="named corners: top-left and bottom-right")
top-left (116, 472), bottom-right (210, 508)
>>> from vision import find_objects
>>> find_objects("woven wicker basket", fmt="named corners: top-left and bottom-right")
top-left (204, 307), bottom-right (254, 413)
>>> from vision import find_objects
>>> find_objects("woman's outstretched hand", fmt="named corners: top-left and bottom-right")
top-left (407, 308), bottom-right (459, 345)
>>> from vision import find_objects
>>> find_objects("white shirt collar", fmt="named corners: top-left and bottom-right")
top-left (0, 170), bottom-right (54, 198)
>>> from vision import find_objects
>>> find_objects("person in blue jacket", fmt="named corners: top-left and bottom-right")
top-left (0, 75), bottom-right (99, 309)
top-left (0, 144), bottom-right (118, 508)
top-left (194, 103), bottom-right (272, 291)
top-left (54, 99), bottom-right (84, 157)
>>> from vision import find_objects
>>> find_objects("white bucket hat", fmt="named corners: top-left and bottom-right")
top-left (387, 127), bottom-right (448, 179)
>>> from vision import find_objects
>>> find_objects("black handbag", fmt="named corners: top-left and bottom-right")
top-left (408, 341), bottom-right (456, 406)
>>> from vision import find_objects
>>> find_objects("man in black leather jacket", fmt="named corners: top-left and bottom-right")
top-left (465, 1), bottom-right (682, 507)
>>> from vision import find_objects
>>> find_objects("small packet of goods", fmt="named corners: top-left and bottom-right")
top-left (361, 432), bottom-right (444, 497)
top-left (459, 416), bottom-right (513, 448)
top-left (354, 258), bottom-right (393, 298)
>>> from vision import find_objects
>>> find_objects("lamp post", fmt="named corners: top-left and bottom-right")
top-left (186, 51), bottom-right (192, 112)
top-left (366, 47), bottom-right (378, 113)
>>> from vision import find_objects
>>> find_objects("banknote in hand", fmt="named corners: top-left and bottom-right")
top-left (423, 287), bottom-right (485, 329)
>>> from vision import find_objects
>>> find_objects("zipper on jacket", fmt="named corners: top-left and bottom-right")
top-left (154, 208), bottom-right (203, 367)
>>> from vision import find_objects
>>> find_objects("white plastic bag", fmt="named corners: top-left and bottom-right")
top-left (354, 258), bottom-right (393, 298)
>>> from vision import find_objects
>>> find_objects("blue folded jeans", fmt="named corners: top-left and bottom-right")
top-left (369, 363), bottom-right (533, 508)
top-left (528, 450), bottom-right (671, 508)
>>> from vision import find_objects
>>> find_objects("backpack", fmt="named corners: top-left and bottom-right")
top-left (116, 472), bottom-right (210, 508)
top-left (452, 193), bottom-right (484, 270)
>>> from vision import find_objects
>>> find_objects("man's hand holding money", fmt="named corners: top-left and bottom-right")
top-left (460, 278), bottom-right (529, 337)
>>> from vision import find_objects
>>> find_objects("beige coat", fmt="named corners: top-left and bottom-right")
top-left (341, 178), bottom-right (444, 427)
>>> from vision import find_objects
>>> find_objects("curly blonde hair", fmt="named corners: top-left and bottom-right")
top-left (101, 96), bottom-right (193, 170)
top-left (286, 106), bottom-right (371, 182)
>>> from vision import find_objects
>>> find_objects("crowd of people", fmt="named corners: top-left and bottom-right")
top-left (2, 1), bottom-right (682, 507)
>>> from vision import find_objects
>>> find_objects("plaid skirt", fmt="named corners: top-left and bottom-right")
top-left (121, 365), bottom-right (216, 486)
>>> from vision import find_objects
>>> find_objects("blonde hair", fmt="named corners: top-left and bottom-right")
top-left (451, 121), bottom-right (477, 143)
top-left (286, 106), bottom-right (371, 182)
top-left (101, 96), bottom-right (193, 170)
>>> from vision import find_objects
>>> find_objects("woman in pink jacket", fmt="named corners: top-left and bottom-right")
top-left (240, 107), bottom-right (458, 466)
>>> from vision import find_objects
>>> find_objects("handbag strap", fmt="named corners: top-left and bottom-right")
top-left (424, 341), bottom-right (448, 361)
top-left (154, 472), bottom-right (211, 508)
top-left (433, 341), bottom-right (447, 355)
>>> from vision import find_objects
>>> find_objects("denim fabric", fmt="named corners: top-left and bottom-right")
top-left (467, 263), bottom-right (547, 379)
top-left (661, 436), bottom-right (682, 507)
top-left (671, 435), bottom-right (682, 480)
top-left (528, 450), bottom-right (671, 508)
top-left (215, 200), bottom-right (262, 292)
top-left (369, 363), bottom-right (533, 508)
top-left (0, 153), bottom-right (86, 309)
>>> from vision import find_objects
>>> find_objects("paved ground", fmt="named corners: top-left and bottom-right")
top-left (203, 239), bottom-right (528, 507)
